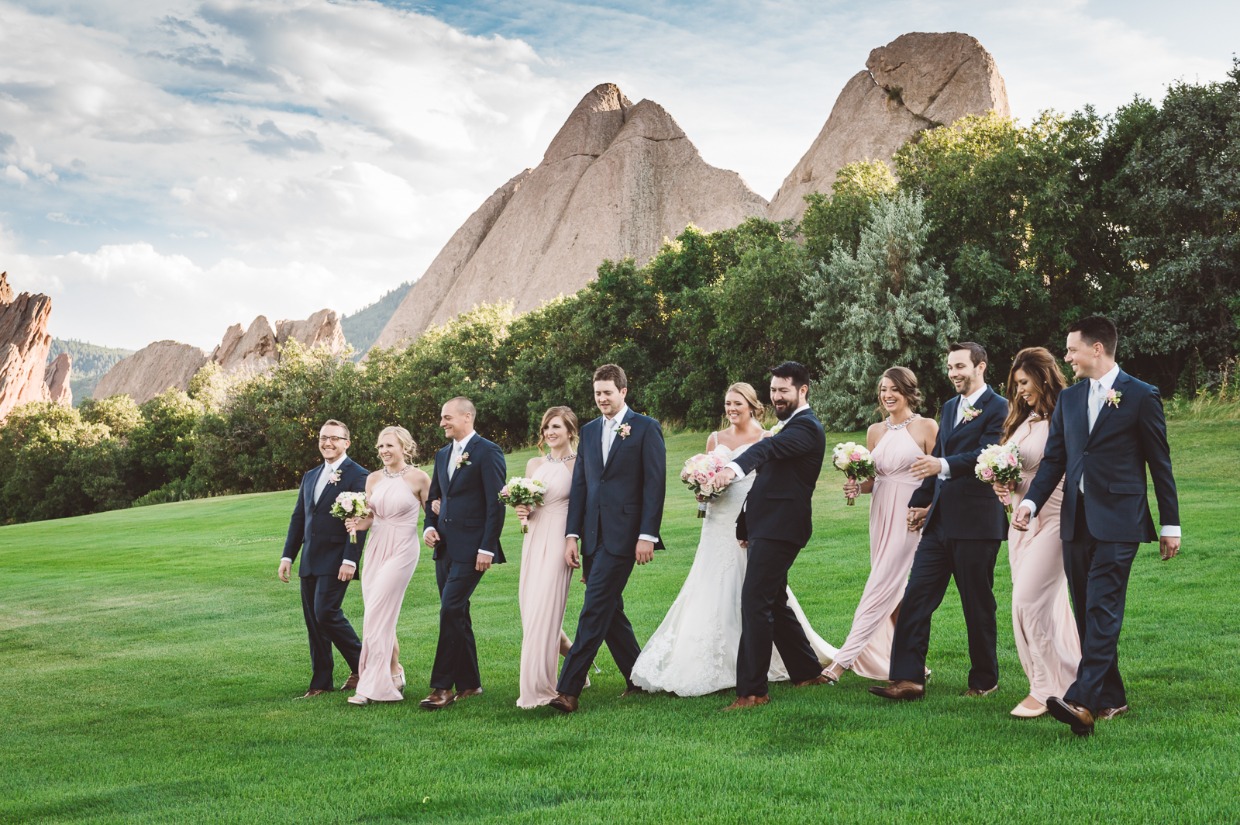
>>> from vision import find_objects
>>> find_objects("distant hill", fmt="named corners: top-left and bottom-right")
top-left (47, 339), bottom-right (134, 405)
top-left (340, 281), bottom-right (413, 358)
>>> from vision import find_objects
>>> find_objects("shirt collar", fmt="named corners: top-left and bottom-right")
top-left (1094, 364), bottom-right (1121, 393)
top-left (960, 385), bottom-right (987, 408)
top-left (605, 405), bottom-right (630, 425)
top-left (324, 456), bottom-right (346, 473)
top-left (454, 433), bottom-right (474, 451)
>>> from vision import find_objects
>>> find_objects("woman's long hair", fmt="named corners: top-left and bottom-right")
top-left (1002, 347), bottom-right (1066, 442)
top-left (536, 406), bottom-right (579, 454)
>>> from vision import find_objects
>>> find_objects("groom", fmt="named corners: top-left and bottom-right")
top-left (278, 419), bottom-right (368, 698)
top-left (1013, 317), bottom-right (1180, 736)
top-left (550, 364), bottom-right (666, 714)
top-left (714, 361), bottom-right (834, 710)
top-left (420, 397), bottom-right (506, 710)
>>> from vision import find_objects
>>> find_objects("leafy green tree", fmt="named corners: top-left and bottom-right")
top-left (802, 160), bottom-right (897, 262)
top-left (804, 191), bottom-right (960, 428)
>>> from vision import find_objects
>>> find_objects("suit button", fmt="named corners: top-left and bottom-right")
top-left (1083, 451), bottom-right (1089, 456)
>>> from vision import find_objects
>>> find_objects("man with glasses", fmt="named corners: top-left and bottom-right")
top-left (278, 419), bottom-right (369, 698)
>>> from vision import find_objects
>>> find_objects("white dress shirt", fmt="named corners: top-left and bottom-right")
top-left (425, 433), bottom-right (495, 557)
top-left (284, 456), bottom-right (353, 566)
top-left (938, 385), bottom-right (989, 479)
top-left (567, 405), bottom-right (659, 545)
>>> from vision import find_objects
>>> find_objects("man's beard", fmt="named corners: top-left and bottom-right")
top-left (774, 402), bottom-right (795, 421)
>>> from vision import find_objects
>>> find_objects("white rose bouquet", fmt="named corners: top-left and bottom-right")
top-left (499, 477), bottom-right (547, 533)
top-left (681, 453), bottom-right (727, 517)
top-left (331, 492), bottom-right (370, 543)
top-left (832, 441), bottom-right (877, 506)
top-left (975, 442), bottom-right (1022, 515)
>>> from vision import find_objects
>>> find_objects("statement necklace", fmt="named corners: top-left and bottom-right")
top-left (382, 465), bottom-right (409, 478)
top-left (884, 413), bottom-right (920, 431)
top-left (545, 452), bottom-right (576, 464)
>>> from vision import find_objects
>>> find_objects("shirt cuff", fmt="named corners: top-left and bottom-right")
top-left (478, 549), bottom-right (495, 557)
top-left (938, 458), bottom-right (951, 479)
top-left (566, 533), bottom-right (579, 540)
top-left (281, 557), bottom-right (292, 563)
top-left (726, 461), bottom-right (746, 479)
top-left (639, 534), bottom-right (659, 544)
top-left (1160, 526), bottom-right (1181, 538)
top-left (1018, 501), bottom-right (1038, 517)
top-left (423, 528), bottom-right (436, 539)
top-left (341, 560), bottom-right (356, 568)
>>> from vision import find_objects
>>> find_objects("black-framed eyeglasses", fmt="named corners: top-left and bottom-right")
top-left (318, 435), bottom-right (348, 443)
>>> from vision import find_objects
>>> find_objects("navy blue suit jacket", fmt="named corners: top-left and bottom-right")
top-left (733, 408), bottom-right (826, 548)
top-left (909, 388), bottom-right (1009, 541)
top-left (423, 433), bottom-right (507, 565)
top-left (282, 456), bottom-right (369, 577)
top-left (567, 410), bottom-right (666, 558)
top-left (1023, 371), bottom-right (1178, 543)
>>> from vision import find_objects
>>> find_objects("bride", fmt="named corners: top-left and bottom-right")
top-left (630, 382), bottom-right (837, 696)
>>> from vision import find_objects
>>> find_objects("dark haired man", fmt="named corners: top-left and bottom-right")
top-left (551, 364), bottom-right (666, 713)
top-left (1012, 317), bottom-right (1179, 736)
top-left (872, 343), bottom-right (1008, 702)
top-left (714, 361), bottom-right (835, 710)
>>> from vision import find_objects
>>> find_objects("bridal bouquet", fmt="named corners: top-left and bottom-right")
top-left (832, 441), bottom-right (876, 506)
top-left (499, 477), bottom-right (547, 533)
top-left (681, 453), bottom-right (727, 517)
top-left (975, 442), bottom-right (1022, 515)
top-left (331, 492), bottom-right (370, 543)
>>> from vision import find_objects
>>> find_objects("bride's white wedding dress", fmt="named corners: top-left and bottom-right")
top-left (630, 441), bottom-right (838, 696)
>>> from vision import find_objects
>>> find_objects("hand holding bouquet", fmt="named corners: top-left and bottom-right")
top-left (331, 492), bottom-right (370, 543)
top-left (499, 477), bottom-right (547, 533)
top-left (681, 453), bottom-right (727, 518)
top-left (832, 442), bottom-right (876, 506)
top-left (975, 442), bottom-right (1022, 515)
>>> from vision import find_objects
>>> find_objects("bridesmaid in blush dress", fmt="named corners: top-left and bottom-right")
top-left (516, 407), bottom-right (582, 708)
top-left (344, 426), bottom-right (430, 705)
top-left (993, 347), bottom-right (1081, 718)
top-left (828, 368), bottom-right (938, 683)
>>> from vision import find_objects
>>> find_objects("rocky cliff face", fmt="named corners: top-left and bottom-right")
top-left (373, 83), bottom-right (769, 348)
top-left (44, 353), bottom-right (73, 407)
top-left (0, 272), bottom-right (68, 419)
top-left (94, 309), bottom-right (346, 403)
top-left (767, 32), bottom-right (1010, 222)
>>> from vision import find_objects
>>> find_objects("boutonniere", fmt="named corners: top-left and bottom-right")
top-left (771, 419), bottom-right (786, 435)
top-left (960, 402), bottom-right (981, 423)
top-left (1105, 389), bottom-right (1122, 408)
top-left (456, 451), bottom-right (471, 469)
top-left (327, 469), bottom-right (342, 485)
top-left (616, 423), bottom-right (631, 440)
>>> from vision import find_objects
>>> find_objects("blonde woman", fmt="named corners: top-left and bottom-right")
top-left (343, 426), bottom-right (430, 705)
top-left (515, 407), bottom-right (582, 708)
top-left (631, 383), bottom-right (838, 696)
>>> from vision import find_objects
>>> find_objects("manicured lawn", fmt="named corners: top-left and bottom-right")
top-left (1, 420), bottom-right (1236, 823)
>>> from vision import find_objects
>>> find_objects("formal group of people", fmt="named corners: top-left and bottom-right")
top-left (278, 316), bottom-right (1180, 737)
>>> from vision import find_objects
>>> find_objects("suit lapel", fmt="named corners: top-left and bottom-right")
top-left (447, 435), bottom-right (477, 492)
top-left (1088, 373), bottom-right (1125, 443)
top-left (602, 411), bottom-right (629, 477)
top-left (941, 396), bottom-right (958, 445)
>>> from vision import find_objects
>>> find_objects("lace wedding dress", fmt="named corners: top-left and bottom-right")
top-left (631, 441), bottom-right (838, 696)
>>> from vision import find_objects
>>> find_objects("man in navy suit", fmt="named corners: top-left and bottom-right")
top-left (1013, 317), bottom-right (1180, 736)
top-left (420, 397), bottom-right (506, 710)
top-left (714, 361), bottom-right (835, 710)
top-left (550, 364), bottom-right (666, 714)
top-left (278, 419), bottom-right (369, 698)
top-left (872, 343), bottom-right (1009, 702)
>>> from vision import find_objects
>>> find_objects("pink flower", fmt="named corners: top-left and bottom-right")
top-left (981, 467), bottom-right (994, 480)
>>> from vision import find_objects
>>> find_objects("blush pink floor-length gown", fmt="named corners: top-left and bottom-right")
top-left (354, 475), bottom-right (421, 702)
top-left (830, 422), bottom-right (923, 680)
top-left (516, 458), bottom-right (576, 708)
top-left (1008, 415), bottom-right (1081, 703)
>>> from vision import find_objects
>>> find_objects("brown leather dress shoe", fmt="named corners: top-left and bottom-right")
top-left (548, 693), bottom-right (579, 714)
top-left (452, 687), bottom-right (484, 702)
top-left (1047, 696), bottom-right (1095, 736)
top-left (794, 670), bottom-right (838, 687)
top-left (1097, 704), bottom-right (1129, 721)
top-left (868, 680), bottom-right (925, 701)
top-left (297, 688), bottom-right (331, 699)
top-left (723, 695), bottom-right (771, 711)
top-left (419, 688), bottom-right (455, 710)
top-left (340, 673), bottom-right (360, 691)
top-left (961, 684), bottom-right (999, 697)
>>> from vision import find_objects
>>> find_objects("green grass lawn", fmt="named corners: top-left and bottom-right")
top-left (1, 420), bottom-right (1237, 823)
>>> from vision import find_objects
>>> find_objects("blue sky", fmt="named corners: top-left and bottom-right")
top-left (1, 0), bottom-right (1236, 350)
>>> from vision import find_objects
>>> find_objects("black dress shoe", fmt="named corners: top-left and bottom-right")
top-left (549, 693), bottom-right (579, 713)
top-left (868, 680), bottom-right (925, 701)
top-left (1047, 696), bottom-right (1094, 736)
top-left (619, 685), bottom-right (647, 698)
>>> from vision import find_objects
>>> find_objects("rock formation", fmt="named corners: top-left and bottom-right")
top-left (94, 309), bottom-right (346, 403)
top-left (0, 272), bottom-right (67, 419)
top-left (92, 341), bottom-right (210, 405)
top-left (373, 83), bottom-right (769, 348)
top-left (44, 353), bottom-right (73, 407)
top-left (767, 32), bottom-right (1010, 223)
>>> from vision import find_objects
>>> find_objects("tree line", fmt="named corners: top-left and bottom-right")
top-left (2, 65), bottom-right (1237, 524)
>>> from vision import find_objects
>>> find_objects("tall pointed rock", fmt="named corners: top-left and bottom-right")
top-left (768, 32), bottom-right (1009, 222)
top-left (374, 83), bottom-right (768, 349)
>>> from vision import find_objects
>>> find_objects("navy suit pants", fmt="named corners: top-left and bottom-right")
top-left (300, 573), bottom-right (362, 691)
top-left (557, 548), bottom-right (640, 696)
top-left (430, 557), bottom-right (485, 691)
